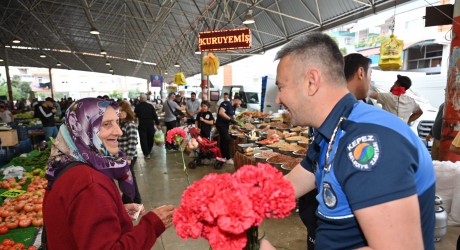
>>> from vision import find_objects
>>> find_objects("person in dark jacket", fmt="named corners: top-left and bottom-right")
top-left (134, 94), bottom-right (161, 159)
top-left (36, 97), bottom-right (58, 141)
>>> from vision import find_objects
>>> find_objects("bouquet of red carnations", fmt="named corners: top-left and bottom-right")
top-left (173, 163), bottom-right (296, 250)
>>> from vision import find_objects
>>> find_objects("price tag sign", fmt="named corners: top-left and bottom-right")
top-left (0, 189), bottom-right (26, 198)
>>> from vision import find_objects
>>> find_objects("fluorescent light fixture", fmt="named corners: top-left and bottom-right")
top-left (12, 39), bottom-right (21, 44)
top-left (105, 61), bottom-right (110, 66)
top-left (109, 68), bottom-right (113, 72)
top-left (100, 50), bottom-right (107, 55)
top-left (243, 9), bottom-right (255, 24)
top-left (143, 61), bottom-right (157, 66)
top-left (164, 72), bottom-right (168, 75)
top-left (174, 62), bottom-right (180, 67)
top-left (195, 50), bottom-right (202, 55)
top-left (0, 59), bottom-right (3, 62)
top-left (56, 62), bottom-right (61, 67)
top-left (90, 28), bottom-right (100, 35)
top-left (127, 58), bottom-right (141, 63)
top-left (40, 53), bottom-right (46, 58)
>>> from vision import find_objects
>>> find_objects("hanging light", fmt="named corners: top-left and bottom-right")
top-left (90, 27), bottom-right (100, 35)
top-left (100, 50), bottom-right (107, 55)
top-left (174, 62), bottom-right (180, 67)
top-left (40, 53), bottom-right (46, 58)
top-left (0, 59), bottom-right (3, 62)
top-left (109, 68), bottom-right (113, 73)
top-left (12, 38), bottom-right (21, 44)
top-left (243, 9), bottom-right (255, 24)
top-left (56, 62), bottom-right (62, 67)
top-left (105, 61), bottom-right (110, 66)
top-left (164, 72), bottom-right (168, 75)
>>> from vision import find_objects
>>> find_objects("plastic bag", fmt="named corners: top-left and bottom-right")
top-left (154, 130), bottom-right (165, 145)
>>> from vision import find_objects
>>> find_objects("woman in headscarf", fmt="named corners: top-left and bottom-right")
top-left (43, 98), bottom-right (174, 249)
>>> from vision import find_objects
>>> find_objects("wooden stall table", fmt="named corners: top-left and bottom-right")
top-left (234, 151), bottom-right (257, 170)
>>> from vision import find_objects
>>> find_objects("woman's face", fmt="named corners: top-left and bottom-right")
top-left (119, 109), bottom-right (127, 120)
top-left (99, 106), bottom-right (122, 154)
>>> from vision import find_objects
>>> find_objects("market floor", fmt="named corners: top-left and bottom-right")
top-left (135, 144), bottom-right (460, 250)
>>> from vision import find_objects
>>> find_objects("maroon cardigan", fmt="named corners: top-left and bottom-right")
top-left (43, 164), bottom-right (165, 249)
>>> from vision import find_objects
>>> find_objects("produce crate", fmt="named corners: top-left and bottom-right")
top-left (15, 138), bottom-right (32, 156)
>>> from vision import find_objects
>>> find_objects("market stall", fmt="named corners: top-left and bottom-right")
top-left (0, 143), bottom-right (50, 249)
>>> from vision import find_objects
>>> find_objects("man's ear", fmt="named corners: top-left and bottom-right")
top-left (305, 68), bottom-right (321, 96)
top-left (358, 67), bottom-right (364, 80)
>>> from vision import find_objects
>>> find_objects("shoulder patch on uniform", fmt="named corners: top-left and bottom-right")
top-left (346, 134), bottom-right (380, 171)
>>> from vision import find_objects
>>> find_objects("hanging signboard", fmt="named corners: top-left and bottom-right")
top-left (150, 75), bottom-right (163, 87)
top-left (199, 28), bottom-right (251, 52)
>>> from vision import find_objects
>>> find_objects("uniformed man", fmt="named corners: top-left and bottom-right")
top-left (269, 32), bottom-right (435, 249)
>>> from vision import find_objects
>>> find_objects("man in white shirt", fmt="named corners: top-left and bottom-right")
top-left (370, 75), bottom-right (423, 124)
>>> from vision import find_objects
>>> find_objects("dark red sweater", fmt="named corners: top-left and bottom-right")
top-left (43, 164), bottom-right (165, 249)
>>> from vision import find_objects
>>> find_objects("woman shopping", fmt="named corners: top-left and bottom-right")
top-left (43, 98), bottom-right (174, 249)
top-left (118, 101), bottom-right (142, 204)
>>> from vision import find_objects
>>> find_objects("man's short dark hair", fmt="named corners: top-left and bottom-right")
top-left (45, 97), bottom-right (55, 102)
top-left (344, 53), bottom-right (371, 81)
top-left (233, 95), bottom-right (241, 101)
top-left (275, 32), bottom-right (346, 86)
top-left (223, 92), bottom-right (229, 96)
top-left (168, 92), bottom-right (175, 98)
top-left (397, 75), bottom-right (412, 90)
top-left (191, 92), bottom-right (196, 96)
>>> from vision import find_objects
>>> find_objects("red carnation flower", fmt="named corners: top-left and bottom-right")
top-left (166, 127), bottom-right (186, 144)
top-left (391, 86), bottom-right (406, 96)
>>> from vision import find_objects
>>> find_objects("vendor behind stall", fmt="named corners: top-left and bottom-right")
top-left (215, 96), bottom-right (241, 165)
top-left (0, 103), bottom-right (14, 123)
top-left (35, 97), bottom-right (58, 141)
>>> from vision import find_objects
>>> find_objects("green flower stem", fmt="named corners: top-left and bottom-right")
top-left (181, 150), bottom-right (191, 185)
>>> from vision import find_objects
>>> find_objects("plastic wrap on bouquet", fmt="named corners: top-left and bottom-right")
top-left (378, 34), bottom-right (403, 71)
top-left (174, 72), bottom-right (187, 86)
top-left (203, 53), bottom-right (219, 75)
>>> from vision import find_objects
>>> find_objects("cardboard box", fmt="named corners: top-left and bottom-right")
top-left (0, 130), bottom-right (19, 147)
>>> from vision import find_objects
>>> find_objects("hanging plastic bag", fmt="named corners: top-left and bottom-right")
top-left (378, 34), bottom-right (404, 71)
top-left (174, 72), bottom-right (187, 86)
top-left (154, 130), bottom-right (165, 146)
top-left (203, 53), bottom-right (219, 75)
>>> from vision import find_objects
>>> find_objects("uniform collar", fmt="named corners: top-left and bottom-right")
top-left (317, 93), bottom-right (357, 142)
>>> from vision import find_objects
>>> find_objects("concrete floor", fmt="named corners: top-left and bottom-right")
top-left (135, 144), bottom-right (459, 250)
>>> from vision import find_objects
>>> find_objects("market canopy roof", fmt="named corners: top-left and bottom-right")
top-left (0, 0), bottom-right (412, 81)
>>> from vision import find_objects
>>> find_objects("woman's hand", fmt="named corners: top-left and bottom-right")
top-left (152, 205), bottom-right (175, 228)
top-left (124, 203), bottom-right (144, 220)
top-left (260, 239), bottom-right (276, 250)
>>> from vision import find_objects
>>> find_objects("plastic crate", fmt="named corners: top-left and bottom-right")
top-left (15, 138), bottom-right (32, 156)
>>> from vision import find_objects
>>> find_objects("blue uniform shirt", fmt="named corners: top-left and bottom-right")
top-left (300, 93), bottom-right (435, 250)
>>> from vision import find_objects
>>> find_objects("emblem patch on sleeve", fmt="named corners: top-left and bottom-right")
top-left (346, 134), bottom-right (380, 171)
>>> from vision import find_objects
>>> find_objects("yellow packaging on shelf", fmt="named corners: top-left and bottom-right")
top-left (378, 34), bottom-right (403, 71)
top-left (0, 189), bottom-right (26, 198)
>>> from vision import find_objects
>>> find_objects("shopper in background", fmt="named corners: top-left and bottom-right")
top-left (134, 94), bottom-right (161, 159)
top-left (164, 92), bottom-right (185, 150)
top-left (0, 103), bottom-right (14, 123)
top-left (36, 97), bottom-right (58, 141)
top-left (425, 103), bottom-right (444, 160)
top-left (195, 101), bottom-right (214, 139)
top-left (370, 74), bottom-right (423, 124)
top-left (216, 92), bottom-right (229, 113)
top-left (44, 98), bottom-right (174, 249)
top-left (215, 96), bottom-right (241, 165)
top-left (271, 32), bottom-right (435, 249)
top-left (186, 92), bottom-right (201, 125)
top-left (344, 53), bottom-right (372, 101)
top-left (118, 101), bottom-right (142, 204)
